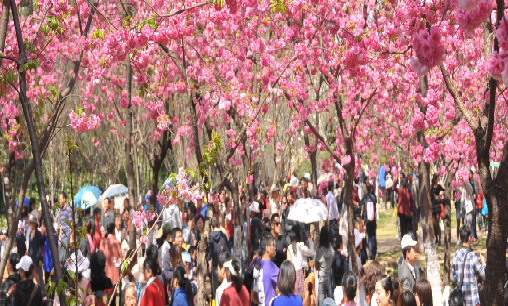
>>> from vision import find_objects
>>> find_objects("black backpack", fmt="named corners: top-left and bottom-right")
top-left (449, 249), bottom-right (471, 306)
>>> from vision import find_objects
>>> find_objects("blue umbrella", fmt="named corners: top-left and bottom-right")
top-left (74, 186), bottom-right (102, 209)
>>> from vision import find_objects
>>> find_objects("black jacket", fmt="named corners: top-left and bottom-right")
top-left (28, 230), bottom-right (46, 263)
top-left (250, 217), bottom-right (264, 251)
top-left (207, 230), bottom-right (229, 268)
top-left (331, 251), bottom-right (348, 288)
top-left (12, 279), bottom-right (43, 306)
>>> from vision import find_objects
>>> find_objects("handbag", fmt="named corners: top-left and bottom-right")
top-left (476, 194), bottom-right (483, 210)
top-left (449, 249), bottom-right (471, 306)
top-left (440, 203), bottom-right (445, 218)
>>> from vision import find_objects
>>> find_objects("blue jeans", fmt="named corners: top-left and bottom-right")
top-left (366, 221), bottom-right (377, 260)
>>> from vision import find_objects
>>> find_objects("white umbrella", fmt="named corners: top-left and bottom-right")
top-left (103, 184), bottom-right (128, 199)
top-left (81, 190), bottom-right (99, 209)
top-left (287, 198), bottom-right (329, 224)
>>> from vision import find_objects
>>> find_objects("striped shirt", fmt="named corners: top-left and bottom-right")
top-left (59, 205), bottom-right (72, 237)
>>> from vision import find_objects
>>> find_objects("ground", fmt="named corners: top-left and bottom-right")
top-left (374, 207), bottom-right (488, 283)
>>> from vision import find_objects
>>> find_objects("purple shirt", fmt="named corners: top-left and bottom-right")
top-left (260, 259), bottom-right (279, 306)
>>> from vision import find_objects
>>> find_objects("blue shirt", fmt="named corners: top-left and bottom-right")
top-left (199, 204), bottom-right (208, 219)
top-left (173, 287), bottom-right (190, 306)
top-left (272, 295), bottom-right (303, 306)
top-left (59, 205), bottom-right (72, 237)
top-left (260, 260), bottom-right (279, 306)
top-left (16, 197), bottom-right (29, 207)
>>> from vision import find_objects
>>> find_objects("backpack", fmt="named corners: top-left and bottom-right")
top-left (251, 265), bottom-right (265, 306)
top-left (481, 199), bottom-right (488, 217)
top-left (367, 200), bottom-right (375, 221)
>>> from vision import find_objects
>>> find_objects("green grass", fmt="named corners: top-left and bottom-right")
top-left (374, 207), bottom-right (487, 282)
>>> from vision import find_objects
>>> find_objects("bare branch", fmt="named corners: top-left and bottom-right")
top-left (438, 62), bottom-right (478, 130)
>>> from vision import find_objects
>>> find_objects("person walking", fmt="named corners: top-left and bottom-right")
top-left (215, 253), bottom-right (232, 306)
top-left (452, 226), bottom-right (486, 306)
top-left (270, 213), bottom-right (287, 268)
top-left (315, 226), bottom-right (333, 306)
top-left (171, 266), bottom-right (194, 306)
top-left (58, 192), bottom-right (72, 265)
top-left (398, 235), bottom-right (420, 292)
top-left (11, 256), bottom-right (45, 306)
top-left (362, 184), bottom-right (378, 260)
top-left (101, 199), bottom-right (115, 234)
top-left (139, 257), bottom-right (166, 306)
top-left (287, 224), bottom-right (315, 299)
top-left (87, 250), bottom-right (115, 306)
top-left (430, 175), bottom-right (445, 245)
top-left (208, 217), bottom-right (230, 299)
top-left (396, 178), bottom-right (413, 238)
top-left (342, 271), bottom-right (360, 306)
top-left (253, 233), bottom-right (279, 306)
top-left (326, 181), bottom-right (340, 239)
top-left (27, 216), bottom-right (46, 294)
top-left (99, 223), bottom-right (122, 286)
top-left (0, 253), bottom-right (21, 306)
top-left (269, 261), bottom-right (303, 306)
top-left (220, 258), bottom-right (250, 306)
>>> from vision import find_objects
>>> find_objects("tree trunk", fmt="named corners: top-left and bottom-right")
top-left (344, 139), bottom-right (358, 275)
top-left (443, 170), bottom-right (454, 286)
top-left (0, 0), bottom-right (10, 57)
top-left (304, 133), bottom-right (318, 197)
top-left (196, 217), bottom-right (211, 306)
top-left (149, 160), bottom-right (161, 209)
top-left (10, 0), bottom-right (65, 302)
top-left (417, 75), bottom-right (442, 305)
top-left (2, 153), bottom-right (15, 230)
top-left (125, 58), bottom-right (137, 249)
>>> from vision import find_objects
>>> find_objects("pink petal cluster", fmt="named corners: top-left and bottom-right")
top-left (423, 142), bottom-right (440, 163)
top-left (246, 174), bottom-right (254, 184)
top-left (276, 142), bottom-right (283, 151)
top-left (341, 155), bottom-right (351, 166)
top-left (426, 105), bottom-right (439, 126)
top-left (456, 1), bottom-right (492, 37)
top-left (411, 108), bottom-right (427, 131)
top-left (458, 0), bottom-right (480, 10)
top-left (486, 51), bottom-right (505, 80)
top-left (411, 27), bottom-right (445, 75)
top-left (69, 110), bottom-right (102, 133)
top-left (401, 123), bottom-right (413, 138)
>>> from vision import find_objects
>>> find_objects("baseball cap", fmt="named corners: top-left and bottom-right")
top-left (157, 223), bottom-right (172, 239)
top-left (16, 255), bottom-right (33, 272)
top-left (401, 234), bottom-right (418, 249)
top-left (250, 202), bottom-right (260, 214)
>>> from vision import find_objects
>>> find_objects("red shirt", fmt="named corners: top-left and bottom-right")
top-left (94, 218), bottom-right (102, 248)
top-left (140, 278), bottom-right (166, 306)
top-left (220, 285), bottom-right (250, 306)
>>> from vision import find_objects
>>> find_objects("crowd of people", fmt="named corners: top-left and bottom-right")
top-left (0, 169), bottom-right (490, 306)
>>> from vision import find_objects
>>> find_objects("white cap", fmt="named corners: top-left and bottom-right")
top-left (250, 202), bottom-right (260, 214)
top-left (16, 255), bottom-right (33, 272)
top-left (304, 173), bottom-right (311, 180)
top-left (401, 234), bottom-right (418, 249)
top-left (29, 215), bottom-right (38, 224)
top-left (354, 229), bottom-right (362, 248)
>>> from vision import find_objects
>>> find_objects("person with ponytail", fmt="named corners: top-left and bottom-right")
top-left (220, 258), bottom-right (250, 306)
top-left (375, 275), bottom-right (400, 306)
top-left (140, 257), bottom-right (166, 306)
top-left (172, 265), bottom-right (194, 306)
top-left (341, 271), bottom-right (359, 306)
